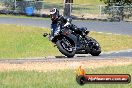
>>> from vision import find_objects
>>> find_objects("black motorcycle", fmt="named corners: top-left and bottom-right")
top-left (43, 24), bottom-right (101, 58)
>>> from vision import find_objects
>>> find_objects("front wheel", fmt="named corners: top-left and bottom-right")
top-left (56, 37), bottom-right (76, 58)
top-left (88, 37), bottom-right (101, 56)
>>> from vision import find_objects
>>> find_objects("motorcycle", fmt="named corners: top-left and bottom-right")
top-left (43, 23), bottom-right (101, 58)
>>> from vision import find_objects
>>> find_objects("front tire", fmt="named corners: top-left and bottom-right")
top-left (56, 38), bottom-right (76, 58)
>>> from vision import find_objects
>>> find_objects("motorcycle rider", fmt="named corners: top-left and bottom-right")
top-left (49, 8), bottom-right (89, 41)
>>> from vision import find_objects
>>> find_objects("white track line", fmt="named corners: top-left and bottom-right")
top-left (101, 49), bottom-right (132, 55)
top-left (96, 31), bottom-right (131, 36)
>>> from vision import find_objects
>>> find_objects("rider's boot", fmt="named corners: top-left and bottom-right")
top-left (49, 30), bottom-right (54, 41)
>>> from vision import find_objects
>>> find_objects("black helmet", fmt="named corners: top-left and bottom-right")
top-left (50, 8), bottom-right (59, 21)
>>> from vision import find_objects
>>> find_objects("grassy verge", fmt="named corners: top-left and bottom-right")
top-left (0, 24), bottom-right (132, 59)
top-left (0, 14), bottom-right (98, 22)
top-left (0, 64), bottom-right (131, 88)
top-left (89, 32), bottom-right (132, 52)
top-left (0, 24), bottom-right (61, 59)
top-left (44, 0), bottom-right (103, 5)
top-left (0, 14), bottom-right (50, 20)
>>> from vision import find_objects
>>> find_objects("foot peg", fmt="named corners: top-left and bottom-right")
top-left (43, 33), bottom-right (49, 37)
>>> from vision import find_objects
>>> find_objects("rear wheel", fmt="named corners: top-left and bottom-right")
top-left (56, 37), bottom-right (76, 58)
top-left (88, 37), bottom-right (101, 56)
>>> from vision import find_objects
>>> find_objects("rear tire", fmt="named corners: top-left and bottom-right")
top-left (89, 37), bottom-right (101, 56)
top-left (56, 39), bottom-right (76, 58)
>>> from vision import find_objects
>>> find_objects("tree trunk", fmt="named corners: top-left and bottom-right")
top-left (63, 3), bottom-right (71, 16)
top-left (63, 0), bottom-right (73, 17)
top-left (119, 6), bottom-right (124, 21)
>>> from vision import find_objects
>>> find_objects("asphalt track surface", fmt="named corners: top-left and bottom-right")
top-left (0, 17), bottom-right (132, 62)
top-left (0, 17), bottom-right (132, 35)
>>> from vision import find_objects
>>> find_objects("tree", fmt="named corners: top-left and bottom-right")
top-left (100, 0), bottom-right (132, 21)
top-left (100, 0), bottom-right (132, 6)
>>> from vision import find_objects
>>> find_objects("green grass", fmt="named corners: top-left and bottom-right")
top-left (44, 0), bottom-right (103, 5)
top-left (0, 24), bottom-right (132, 59)
top-left (89, 32), bottom-right (132, 52)
top-left (0, 14), bottom-right (50, 20)
top-left (0, 64), bottom-right (131, 88)
top-left (0, 24), bottom-right (61, 59)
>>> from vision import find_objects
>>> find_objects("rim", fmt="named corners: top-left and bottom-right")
top-left (92, 42), bottom-right (100, 51)
top-left (89, 41), bottom-right (100, 51)
top-left (61, 38), bottom-right (74, 52)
